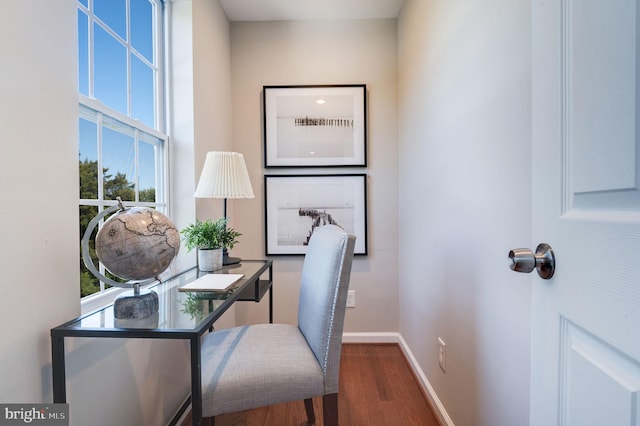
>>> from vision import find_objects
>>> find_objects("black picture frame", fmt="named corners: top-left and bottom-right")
top-left (264, 174), bottom-right (368, 255)
top-left (263, 85), bottom-right (367, 168)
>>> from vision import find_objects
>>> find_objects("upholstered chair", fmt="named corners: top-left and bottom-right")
top-left (200, 224), bottom-right (356, 425)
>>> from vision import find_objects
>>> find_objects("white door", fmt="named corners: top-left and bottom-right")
top-left (530, 0), bottom-right (640, 425)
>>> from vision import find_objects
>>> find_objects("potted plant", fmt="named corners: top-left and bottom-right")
top-left (181, 218), bottom-right (241, 271)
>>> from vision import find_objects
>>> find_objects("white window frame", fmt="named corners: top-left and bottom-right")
top-left (78, 0), bottom-right (166, 129)
top-left (78, 0), bottom-right (170, 311)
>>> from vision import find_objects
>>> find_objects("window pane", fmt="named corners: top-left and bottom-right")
top-left (94, 0), bottom-right (126, 40)
top-left (78, 10), bottom-right (89, 95)
top-left (130, 0), bottom-right (154, 62)
top-left (94, 23), bottom-right (127, 116)
top-left (139, 139), bottom-right (157, 202)
top-left (80, 205), bottom-right (100, 297)
top-left (131, 54), bottom-right (155, 129)
top-left (78, 0), bottom-right (165, 299)
top-left (79, 118), bottom-right (98, 199)
top-left (102, 118), bottom-right (135, 201)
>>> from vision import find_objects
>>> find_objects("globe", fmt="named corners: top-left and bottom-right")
top-left (94, 206), bottom-right (180, 281)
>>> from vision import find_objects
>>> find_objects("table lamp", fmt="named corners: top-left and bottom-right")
top-left (194, 151), bottom-right (255, 265)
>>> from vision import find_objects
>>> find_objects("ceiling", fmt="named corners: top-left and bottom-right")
top-left (218, 0), bottom-right (406, 22)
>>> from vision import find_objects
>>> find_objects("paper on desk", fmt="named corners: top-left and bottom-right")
top-left (178, 273), bottom-right (245, 292)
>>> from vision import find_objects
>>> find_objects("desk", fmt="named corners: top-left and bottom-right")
top-left (51, 260), bottom-right (273, 426)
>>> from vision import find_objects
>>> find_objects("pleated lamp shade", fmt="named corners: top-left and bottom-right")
top-left (194, 152), bottom-right (255, 199)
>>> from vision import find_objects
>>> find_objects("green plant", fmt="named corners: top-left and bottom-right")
top-left (180, 218), bottom-right (241, 251)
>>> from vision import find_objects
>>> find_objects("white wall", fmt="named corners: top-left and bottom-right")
top-left (170, 0), bottom-right (233, 264)
top-left (227, 19), bottom-right (400, 331)
top-left (169, 0), bottom-right (198, 272)
top-left (397, 1), bottom-right (532, 425)
top-left (0, 0), bottom-right (78, 404)
top-left (173, 1), bottom-right (239, 333)
top-left (192, 0), bottom-right (234, 221)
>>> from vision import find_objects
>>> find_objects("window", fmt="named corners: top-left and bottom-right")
top-left (78, 0), bottom-right (167, 298)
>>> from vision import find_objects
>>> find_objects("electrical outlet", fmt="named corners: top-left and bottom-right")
top-left (346, 290), bottom-right (356, 308)
top-left (438, 337), bottom-right (446, 373)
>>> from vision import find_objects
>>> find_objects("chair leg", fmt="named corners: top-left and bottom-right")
top-left (202, 416), bottom-right (214, 426)
top-left (304, 398), bottom-right (315, 424)
top-left (323, 393), bottom-right (338, 426)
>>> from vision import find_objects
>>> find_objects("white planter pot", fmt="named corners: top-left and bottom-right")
top-left (198, 248), bottom-right (223, 272)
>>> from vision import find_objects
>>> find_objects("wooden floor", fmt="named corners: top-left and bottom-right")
top-left (182, 344), bottom-right (440, 426)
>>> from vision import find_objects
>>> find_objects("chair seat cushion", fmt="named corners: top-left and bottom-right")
top-left (200, 323), bottom-right (325, 417)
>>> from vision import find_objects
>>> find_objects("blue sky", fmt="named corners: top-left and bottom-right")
top-left (78, 0), bottom-right (159, 194)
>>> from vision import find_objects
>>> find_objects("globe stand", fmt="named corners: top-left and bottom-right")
top-left (114, 284), bottom-right (159, 320)
top-left (114, 310), bottom-right (159, 329)
top-left (81, 197), bottom-right (178, 322)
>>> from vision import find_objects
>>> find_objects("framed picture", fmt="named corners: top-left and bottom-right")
top-left (264, 174), bottom-right (367, 255)
top-left (263, 85), bottom-right (367, 167)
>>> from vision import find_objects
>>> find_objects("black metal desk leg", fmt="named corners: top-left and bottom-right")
top-left (51, 332), bottom-right (66, 403)
top-left (269, 286), bottom-right (273, 324)
top-left (269, 265), bottom-right (273, 323)
top-left (191, 337), bottom-right (202, 426)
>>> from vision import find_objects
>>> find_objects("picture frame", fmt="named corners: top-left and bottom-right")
top-left (264, 174), bottom-right (367, 255)
top-left (263, 85), bottom-right (367, 167)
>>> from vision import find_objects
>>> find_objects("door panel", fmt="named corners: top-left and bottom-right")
top-left (569, 0), bottom-right (637, 195)
top-left (559, 319), bottom-right (640, 426)
top-left (532, 0), bottom-right (640, 424)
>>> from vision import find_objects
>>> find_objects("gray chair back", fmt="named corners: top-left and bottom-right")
top-left (297, 225), bottom-right (356, 394)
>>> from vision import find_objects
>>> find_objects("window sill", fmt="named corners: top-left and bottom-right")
top-left (80, 268), bottom-right (178, 315)
top-left (80, 287), bottom-right (128, 316)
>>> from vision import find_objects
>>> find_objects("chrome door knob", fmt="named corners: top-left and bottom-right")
top-left (508, 243), bottom-right (555, 279)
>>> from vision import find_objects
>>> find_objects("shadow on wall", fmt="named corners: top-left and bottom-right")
top-left (43, 338), bottom-right (190, 426)
top-left (439, 242), bottom-right (480, 424)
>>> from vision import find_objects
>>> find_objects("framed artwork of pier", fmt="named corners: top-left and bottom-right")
top-left (264, 174), bottom-right (368, 255)
top-left (263, 85), bottom-right (367, 167)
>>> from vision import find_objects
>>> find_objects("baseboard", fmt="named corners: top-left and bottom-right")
top-left (343, 332), bottom-right (454, 426)
top-left (168, 395), bottom-right (191, 426)
top-left (342, 332), bottom-right (401, 344)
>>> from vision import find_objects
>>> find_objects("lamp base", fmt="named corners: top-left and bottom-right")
top-left (223, 248), bottom-right (241, 265)
top-left (223, 253), bottom-right (241, 265)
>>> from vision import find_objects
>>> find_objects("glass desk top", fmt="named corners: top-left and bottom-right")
top-left (54, 260), bottom-right (272, 334)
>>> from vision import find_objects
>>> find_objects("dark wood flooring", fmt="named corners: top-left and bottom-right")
top-left (182, 343), bottom-right (440, 426)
